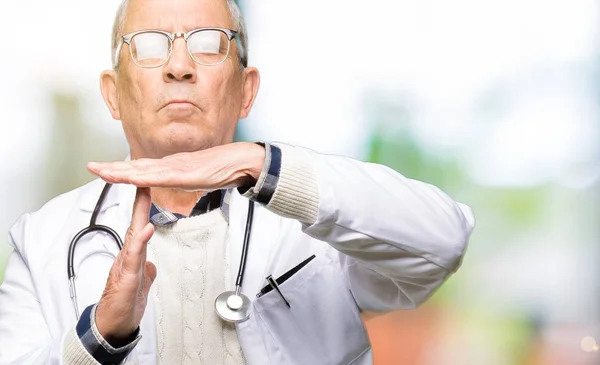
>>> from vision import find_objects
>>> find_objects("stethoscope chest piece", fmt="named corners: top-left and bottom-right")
top-left (215, 291), bottom-right (251, 323)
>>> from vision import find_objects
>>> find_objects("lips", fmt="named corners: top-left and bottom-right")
top-left (161, 99), bottom-right (199, 110)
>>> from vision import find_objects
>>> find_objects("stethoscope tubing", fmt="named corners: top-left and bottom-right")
top-left (235, 199), bottom-right (254, 290)
top-left (67, 183), bottom-right (254, 322)
top-left (67, 184), bottom-right (124, 319)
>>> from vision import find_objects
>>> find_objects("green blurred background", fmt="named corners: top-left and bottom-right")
top-left (0, 1), bottom-right (598, 364)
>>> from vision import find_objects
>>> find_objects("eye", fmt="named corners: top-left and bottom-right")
top-left (130, 32), bottom-right (171, 66)
top-left (187, 30), bottom-right (230, 65)
top-left (188, 30), bottom-right (223, 55)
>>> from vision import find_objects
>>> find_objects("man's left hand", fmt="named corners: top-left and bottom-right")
top-left (87, 142), bottom-right (265, 191)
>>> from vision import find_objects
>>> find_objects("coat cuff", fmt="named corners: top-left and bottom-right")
top-left (238, 141), bottom-right (280, 204)
top-left (238, 142), bottom-right (319, 224)
top-left (63, 326), bottom-right (101, 365)
top-left (71, 304), bottom-right (141, 364)
top-left (268, 143), bottom-right (319, 224)
top-left (269, 143), bottom-right (320, 224)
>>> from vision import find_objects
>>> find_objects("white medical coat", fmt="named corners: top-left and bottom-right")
top-left (0, 145), bottom-right (475, 364)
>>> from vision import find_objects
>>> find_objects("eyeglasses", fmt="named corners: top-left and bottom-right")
top-left (114, 27), bottom-right (238, 68)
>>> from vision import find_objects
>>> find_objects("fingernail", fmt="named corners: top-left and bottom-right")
top-left (87, 162), bottom-right (99, 170)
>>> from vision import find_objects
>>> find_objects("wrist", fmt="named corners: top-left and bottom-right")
top-left (239, 142), bottom-right (265, 182)
top-left (95, 302), bottom-right (138, 347)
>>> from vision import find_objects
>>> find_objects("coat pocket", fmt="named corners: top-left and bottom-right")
top-left (253, 255), bottom-right (371, 365)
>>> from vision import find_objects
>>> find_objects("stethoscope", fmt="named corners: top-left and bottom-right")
top-left (67, 183), bottom-right (254, 323)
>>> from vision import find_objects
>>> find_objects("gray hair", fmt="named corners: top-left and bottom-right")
top-left (111, 0), bottom-right (248, 71)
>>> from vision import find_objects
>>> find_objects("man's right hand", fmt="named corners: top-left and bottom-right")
top-left (95, 187), bottom-right (157, 346)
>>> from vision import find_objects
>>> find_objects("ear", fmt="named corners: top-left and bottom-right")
top-left (100, 70), bottom-right (121, 120)
top-left (239, 67), bottom-right (260, 119)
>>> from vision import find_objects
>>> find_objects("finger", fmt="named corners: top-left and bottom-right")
top-left (91, 154), bottom-right (199, 187)
top-left (130, 188), bottom-right (152, 233)
top-left (143, 261), bottom-right (157, 296)
top-left (122, 222), bottom-right (154, 274)
top-left (101, 165), bottom-right (195, 189)
top-left (125, 169), bottom-right (184, 189)
top-left (100, 168), bottom-right (170, 187)
top-left (123, 154), bottom-right (208, 189)
top-left (88, 158), bottom-right (158, 172)
top-left (88, 159), bottom-right (158, 182)
top-left (88, 161), bottom-right (133, 175)
top-left (95, 163), bottom-right (175, 186)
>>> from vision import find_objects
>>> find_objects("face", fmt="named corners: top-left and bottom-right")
top-left (101, 0), bottom-right (260, 159)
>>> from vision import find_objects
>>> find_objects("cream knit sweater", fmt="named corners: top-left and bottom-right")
top-left (148, 209), bottom-right (245, 365)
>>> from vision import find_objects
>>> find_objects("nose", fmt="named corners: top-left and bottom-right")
top-left (163, 37), bottom-right (197, 83)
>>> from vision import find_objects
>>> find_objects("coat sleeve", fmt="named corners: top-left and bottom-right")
top-left (262, 143), bottom-right (475, 311)
top-left (0, 214), bottom-right (99, 365)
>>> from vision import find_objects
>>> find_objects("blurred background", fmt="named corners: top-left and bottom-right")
top-left (0, 0), bottom-right (598, 364)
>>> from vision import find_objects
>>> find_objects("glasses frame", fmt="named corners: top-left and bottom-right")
top-left (114, 27), bottom-right (238, 68)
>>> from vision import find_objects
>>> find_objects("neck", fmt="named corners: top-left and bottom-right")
top-left (151, 187), bottom-right (205, 216)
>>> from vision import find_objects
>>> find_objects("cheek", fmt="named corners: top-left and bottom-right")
top-left (202, 69), bottom-right (236, 119)
top-left (118, 71), bottom-right (155, 118)
top-left (118, 73), bottom-right (138, 109)
top-left (116, 73), bottom-right (150, 139)
top-left (216, 65), bottom-right (243, 111)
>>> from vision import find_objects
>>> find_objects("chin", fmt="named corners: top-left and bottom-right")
top-left (149, 119), bottom-right (232, 154)
top-left (165, 138), bottom-right (210, 154)
top-left (162, 132), bottom-right (218, 154)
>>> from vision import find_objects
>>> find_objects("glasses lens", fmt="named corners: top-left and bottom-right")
top-left (130, 32), bottom-right (171, 67)
top-left (187, 30), bottom-right (230, 65)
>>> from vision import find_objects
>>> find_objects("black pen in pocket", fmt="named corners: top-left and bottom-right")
top-left (256, 254), bottom-right (317, 303)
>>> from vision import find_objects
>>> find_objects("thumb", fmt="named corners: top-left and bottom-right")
top-left (143, 261), bottom-right (157, 296)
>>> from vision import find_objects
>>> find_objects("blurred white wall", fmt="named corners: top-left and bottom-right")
top-left (245, 0), bottom-right (599, 185)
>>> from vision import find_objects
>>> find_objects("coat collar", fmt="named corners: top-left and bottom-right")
top-left (78, 179), bottom-right (134, 214)
top-left (78, 154), bottom-right (136, 215)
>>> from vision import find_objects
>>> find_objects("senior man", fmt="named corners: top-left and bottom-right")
top-left (0, 0), bottom-right (475, 364)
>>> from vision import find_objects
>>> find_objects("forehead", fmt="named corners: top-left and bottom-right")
top-left (124, 0), bottom-right (233, 32)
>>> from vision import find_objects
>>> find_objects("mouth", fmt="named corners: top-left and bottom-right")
top-left (161, 99), bottom-right (199, 111)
